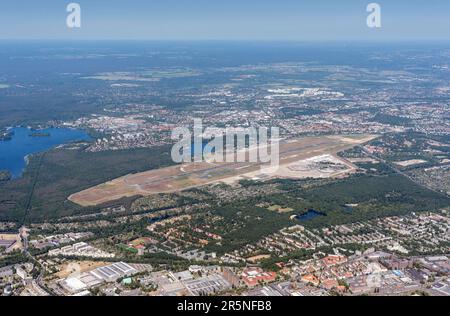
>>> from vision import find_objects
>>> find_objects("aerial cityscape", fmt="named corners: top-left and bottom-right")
top-left (0, 0), bottom-right (449, 302)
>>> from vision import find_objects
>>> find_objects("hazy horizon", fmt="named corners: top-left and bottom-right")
top-left (1, 0), bottom-right (450, 41)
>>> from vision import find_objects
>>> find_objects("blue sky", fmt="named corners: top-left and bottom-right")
top-left (1, 0), bottom-right (449, 40)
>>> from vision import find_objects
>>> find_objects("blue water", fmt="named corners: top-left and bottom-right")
top-left (296, 209), bottom-right (326, 221)
top-left (0, 127), bottom-right (91, 179)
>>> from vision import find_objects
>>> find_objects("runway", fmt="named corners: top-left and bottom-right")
top-left (69, 134), bottom-right (376, 206)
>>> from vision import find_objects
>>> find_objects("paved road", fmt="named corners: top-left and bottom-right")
top-left (20, 225), bottom-right (55, 296)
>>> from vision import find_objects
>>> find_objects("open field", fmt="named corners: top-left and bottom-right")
top-left (0, 233), bottom-right (22, 251)
top-left (246, 254), bottom-right (271, 263)
top-left (0, 233), bottom-right (18, 240)
top-left (394, 159), bottom-right (428, 167)
top-left (69, 134), bottom-right (376, 206)
top-left (56, 261), bottom-right (108, 279)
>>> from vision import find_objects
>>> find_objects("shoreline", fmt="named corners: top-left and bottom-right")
top-left (0, 126), bottom-right (92, 180)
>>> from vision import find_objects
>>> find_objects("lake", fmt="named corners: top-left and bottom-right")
top-left (296, 209), bottom-right (327, 221)
top-left (0, 127), bottom-right (91, 179)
